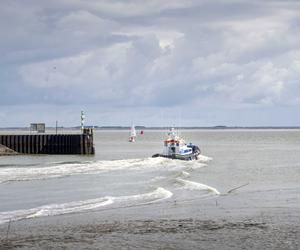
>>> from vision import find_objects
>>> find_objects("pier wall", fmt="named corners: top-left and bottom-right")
top-left (0, 130), bottom-right (94, 155)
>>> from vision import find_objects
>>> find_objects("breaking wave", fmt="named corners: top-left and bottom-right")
top-left (176, 178), bottom-right (220, 195)
top-left (197, 155), bottom-right (213, 163)
top-left (0, 156), bottom-right (209, 183)
top-left (0, 158), bottom-right (168, 183)
top-left (0, 187), bottom-right (172, 224)
top-left (178, 171), bottom-right (190, 178)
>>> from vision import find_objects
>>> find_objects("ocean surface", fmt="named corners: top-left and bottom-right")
top-left (0, 130), bottom-right (300, 226)
top-left (0, 129), bottom-right (300, 228)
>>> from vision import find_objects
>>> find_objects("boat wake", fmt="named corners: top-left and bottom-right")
top-left (175, 178), bottom-right (220, 195)
top-left (0, 187), bottom-right (172, 225)
top-left (178, 170), bottom-right (191, 178)
top-left (0, 154), bottom-right (219, 224)
top-left (0, 157), bottom-right (209, 183)
top-left (197, 155), bottom-right (213, 163)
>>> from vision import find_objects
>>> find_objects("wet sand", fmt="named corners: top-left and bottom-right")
top-left (1, 187), bottom-right (299, 249)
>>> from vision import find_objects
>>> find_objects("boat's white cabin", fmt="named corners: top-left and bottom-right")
top-left (162, 128), bottom-right (192, 156)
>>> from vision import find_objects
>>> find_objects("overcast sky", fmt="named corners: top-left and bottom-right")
top-left (1, 0), bottom-right (300, 127)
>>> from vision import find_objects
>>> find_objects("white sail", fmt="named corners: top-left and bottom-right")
top-left (130, 125), bottom-right (136, 137)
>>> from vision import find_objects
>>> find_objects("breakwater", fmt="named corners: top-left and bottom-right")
top-left (0, 129), bottom-right (94, 155)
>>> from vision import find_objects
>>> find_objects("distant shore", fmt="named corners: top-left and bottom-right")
top-left (1, 126), bottom-right (300, 131)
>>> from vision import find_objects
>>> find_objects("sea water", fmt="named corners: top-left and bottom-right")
top-left (0, 129), bottom-right (300, 224)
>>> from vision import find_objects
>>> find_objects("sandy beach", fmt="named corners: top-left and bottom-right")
top-left (1, 186), bottom-right (299, 249)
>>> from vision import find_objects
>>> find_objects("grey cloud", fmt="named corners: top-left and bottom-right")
top-left (1, 0), bottom-right (300, 126)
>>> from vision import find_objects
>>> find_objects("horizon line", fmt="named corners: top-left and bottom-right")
top-left (1, 125), bottom-right (300, 130)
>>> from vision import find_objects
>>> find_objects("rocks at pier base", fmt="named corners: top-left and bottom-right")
top-left (0, 144), bottom-right (18, 155)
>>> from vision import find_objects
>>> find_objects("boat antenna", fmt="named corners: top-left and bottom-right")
top-left (178, 107), bottom-right (182, 137)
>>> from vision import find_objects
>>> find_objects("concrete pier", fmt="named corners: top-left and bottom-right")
top-left (0, 129), bottom-right (95, 155)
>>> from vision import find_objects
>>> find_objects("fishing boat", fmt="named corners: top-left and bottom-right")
top-left (129, 124), bottom-right (137, 142)
top-left (152, 127), bottom-right (201, 160)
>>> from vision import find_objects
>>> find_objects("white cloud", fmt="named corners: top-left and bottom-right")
top-left (114, 28), bottom-right (185, 50)
top-left (82, 0), bottom-right (193, 17)
top-left (2, 0), bottom-right (300, 126)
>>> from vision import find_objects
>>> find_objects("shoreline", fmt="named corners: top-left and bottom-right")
top-left (2, 126), bottom-right (300, 131)
top-left (1, 188), bottom-right (299, 249)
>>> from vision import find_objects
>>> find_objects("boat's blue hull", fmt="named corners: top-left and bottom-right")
top-left (152, 151), bottom-right (200, 161)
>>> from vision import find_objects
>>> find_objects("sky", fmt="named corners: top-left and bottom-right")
top-left (1, 0), bottom-right (300, 127)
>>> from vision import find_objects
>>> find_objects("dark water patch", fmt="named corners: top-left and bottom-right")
top-left (52, 161), bottom-right (89, 166)
top-left (0, 161), bottom-right (88, 169)
top-left (0, 163), bottom-right (41, 168)
top-left (78, 219), bottom-right (269, 234)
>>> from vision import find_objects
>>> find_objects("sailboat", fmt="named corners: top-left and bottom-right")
top-left (129, 124), bottom-right (137, 142)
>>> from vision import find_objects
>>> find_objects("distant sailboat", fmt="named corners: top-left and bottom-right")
top-left (129, 124), bottom-right (136, 142)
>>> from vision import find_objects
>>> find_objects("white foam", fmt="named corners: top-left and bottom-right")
top-left (188, 162), bottom-right (207, 170)
top-left (150, 176), bottom-right (167, 182)
top-left (0, 187), bottom-right (172, 224)
top-left (0, 158), bottom-right (174, 183)
top-left (0, 197), bottom-right (113, 224)
top-left (197, 155), bottom-right (213, 163)
top-left (115, 187), bottom-right (173, 205)
top-left (176, 178), bottom-right (220, 195)
top-left (0, 156), bottom-right (211, 183)
top-left (179, 171), bottom-right (190, 178)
